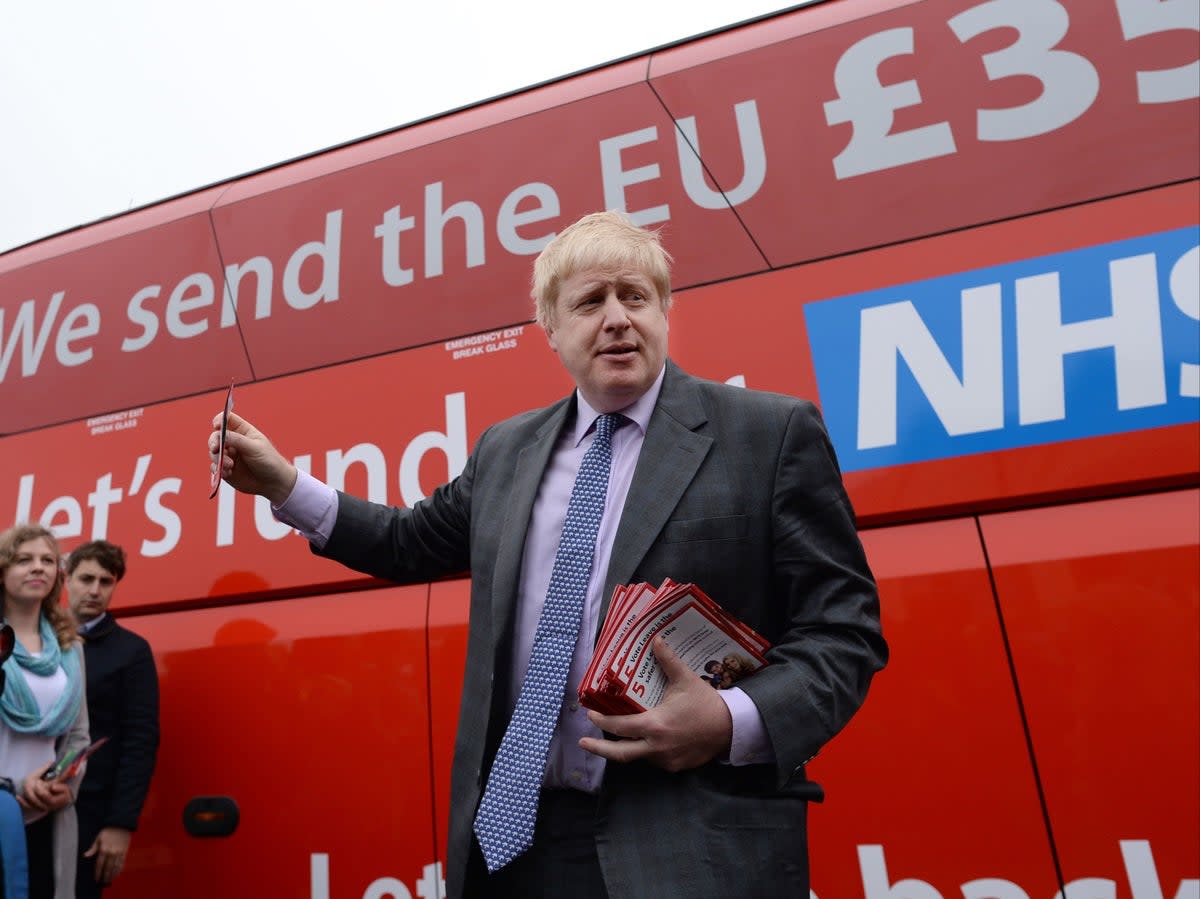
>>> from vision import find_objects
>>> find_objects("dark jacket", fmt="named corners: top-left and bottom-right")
top-left (78, 615), bottom-right (159, 832)
top-left (320, 361), bottom-right (887, 899)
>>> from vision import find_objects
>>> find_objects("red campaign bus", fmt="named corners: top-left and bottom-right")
top-left (2, 1), bottom-right (1198, 896)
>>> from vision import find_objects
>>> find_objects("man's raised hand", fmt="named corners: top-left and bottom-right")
top-left (208, 412), bottom-right (297, 505)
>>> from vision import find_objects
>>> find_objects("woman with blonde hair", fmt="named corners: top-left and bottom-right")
top-left (0, 523), bottom-right (90, 899)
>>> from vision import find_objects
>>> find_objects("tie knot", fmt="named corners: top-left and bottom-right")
top-left (594, 413), bottom-right (621, 443)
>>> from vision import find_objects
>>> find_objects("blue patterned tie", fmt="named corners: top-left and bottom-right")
top-left (473, 412), bottom-right (620, 872)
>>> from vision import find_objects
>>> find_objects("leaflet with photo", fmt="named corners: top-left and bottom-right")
top-left (41, 737), bottom-right (109, 782)
top-left (579, 580), bottom-right (769, 714)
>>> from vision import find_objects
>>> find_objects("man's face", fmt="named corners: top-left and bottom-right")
top-left (67, 559), bottom-right (118, 623)
top-left (545, 266), bottom-right (669, 413)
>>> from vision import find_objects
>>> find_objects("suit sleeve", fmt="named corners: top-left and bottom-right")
top-left (737, 402), bottom-right (888, 787)
top-left (317, 430), bottom-right (479, 582)
top-left (106, 637), bottom-right (160, 831)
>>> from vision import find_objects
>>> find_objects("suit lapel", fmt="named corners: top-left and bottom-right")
top-left (489, 397), bottom-right (574, 660)
top-left (601, 363), bottom-right (712, 626)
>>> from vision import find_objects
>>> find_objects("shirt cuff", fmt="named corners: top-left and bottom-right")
top-left (717, 687), bottom-right (776, 766)
top-left (272, 469), bottom-right (338, 548)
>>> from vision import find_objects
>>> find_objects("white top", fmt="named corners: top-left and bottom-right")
top-left (0, 654), bottom-right (67, 783)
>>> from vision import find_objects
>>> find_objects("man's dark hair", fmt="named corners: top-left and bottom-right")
top-left (66, 539), bottom-right (127, 580)
top-left (704, 660), bottom-right (721, 674)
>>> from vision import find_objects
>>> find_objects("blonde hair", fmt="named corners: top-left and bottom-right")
top-left (532, 211), bottom-right (673, 329)
top-left (0, 523), bottom-right (75, 649)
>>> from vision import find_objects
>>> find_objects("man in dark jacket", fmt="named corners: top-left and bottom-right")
top-left (211, 212), bottom-right (886, 898)
top-left (65, 541), bottom-right (159, 898)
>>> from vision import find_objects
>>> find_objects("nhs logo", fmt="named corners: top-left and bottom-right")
top-left (804, 227), bottom-right (1200, 473)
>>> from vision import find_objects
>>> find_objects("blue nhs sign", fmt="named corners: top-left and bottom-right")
top-left (803, 227), bottom-right (1200, 473)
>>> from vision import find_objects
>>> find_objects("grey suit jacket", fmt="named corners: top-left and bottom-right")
top-left (319, 360), bottom-right (887, 898)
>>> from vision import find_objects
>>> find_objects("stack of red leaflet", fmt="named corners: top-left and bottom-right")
top-left (579, 579), bottom-right (770, 714)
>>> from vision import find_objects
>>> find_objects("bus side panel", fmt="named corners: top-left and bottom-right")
top-left (115, 586), bottom-right (439, 899)
top-left (806, 518), bottom-right (1058, 894)
top-left (982, 489), bottom-right (1200, 891)
top-left (427, 579), bottom-right (471, 873)
top-left (650, 0), bottom-right (1200, 268)
top-left (209, 78), bottom-right (767, 382)
top-left (0, 192), bottom-right (252, 433)
top-left (675, 182), bottom-right (1200, 524)
top-left (0, 335), bottom-right (573, 609)
top-left (4, 182), bottom-right (1195, 610)
top-left (5, 0), bottom-right (1196, 435)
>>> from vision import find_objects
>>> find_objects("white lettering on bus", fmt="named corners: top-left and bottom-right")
top-left (121, 210), bottom-right (344, 355)
top-left (220, 255), bottom-right (274, 325)
top-left (824, 0), bottom-right (1195, 180)
top-left (214, 393), bottom-right (467, 547)
top-left (1170, 246), bottom-right (1199, 397)
top-left (858, 284), bottom-right (1003, 450)
top-left (947, 0), bottom-right (1099, 143)
top-left (853, 839), bottom-right (1197, 899)
top-left (600, 125), bottom-right (669, 227)
top-left (674, 99), bottom-right (767, 210)
top-left (1114, 0), bottom-right (1200, 105)
top-left (374, 206), bottom-right (417, 287)
top-left (141, 477), bottom-right (182, 558)
top-left (400, 391), bottom-right (467, 506)
top-left (443, 327), bottom-right (527, 360)
top-left (55, 302), bottom-right (101, 367)
top-left (310, 854), bottom-right (444, 899)
top-left (424, 183), bottom-right (485, 278)
top-left (166, 272), bottom-right (216, 339)
top-left (600, 98), bottom-right (768, 225)
top-left (5, 0), bottom-right (1199, 393)
top-left (856, 244), bottom-right (1199, 451)
top-left (1015, 256), bottom-right (1165, 426)
top-left (121, 285), bottom-right (161, 352)
top-left (496, 182), bottom-right (559, 255)
top-left (0, 290), bottom-right (71, 379)
top-left (282, 210), bottom-right (343, 311)
top-left (328, 444), bottom-right (388, 504)
top-left (307, 841), bottom-right (1196, 899)
top-left (15, 452), bottom-right (182, 556)
top-left (824, 27), bottom-right (958, 180)
top-left (86, 407), bottom-right (145, 436)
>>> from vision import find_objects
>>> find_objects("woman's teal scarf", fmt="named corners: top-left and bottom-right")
top-left (0, 614), bottom-right (82, 736)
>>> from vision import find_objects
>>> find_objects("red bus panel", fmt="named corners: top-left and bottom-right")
top-left (982, 489), bottom-right (1200, 894)
top-left (0, 187), bottom-right (250, 433)
top-left (1, 183), bottom-right (1195, 609)
top-left (5, 0), bottom-right (1195, 432)
top-left (651, 0), bottom-right (1200, 267)
top-left (806, 518), bottom-right (1058, 895)
top-left (209, 71), bottom-right (766, 382)
top-left (427, 580), bottom-right (472, 868)
top-left (115, 586), bottom-right (439, 899)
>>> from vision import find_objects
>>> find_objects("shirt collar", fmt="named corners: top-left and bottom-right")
top-left (78, 612), bottom-right (108, 635)
top-left (571, 365), bottom-right (666, 446)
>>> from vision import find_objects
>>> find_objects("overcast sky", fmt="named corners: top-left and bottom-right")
top-left (0, 0), bottom-right (807, 254)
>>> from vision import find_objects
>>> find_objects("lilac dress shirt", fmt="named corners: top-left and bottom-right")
top-left (274, 368), bottom-right (773, 792)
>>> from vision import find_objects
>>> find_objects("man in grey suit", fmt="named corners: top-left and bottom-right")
top-left (210, 211), bottom-right (887, 898)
